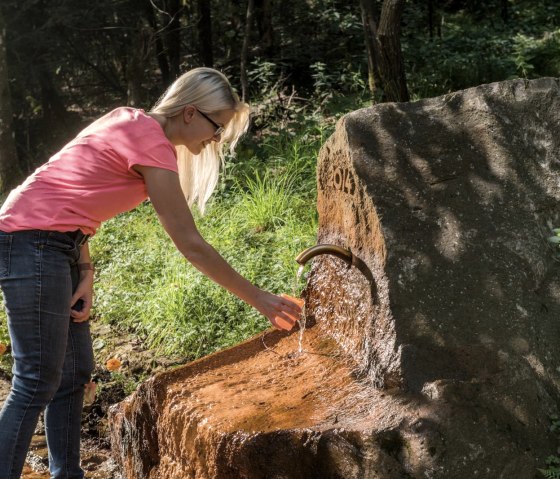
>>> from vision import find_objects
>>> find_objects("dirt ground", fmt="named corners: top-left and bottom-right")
top-left (0, 320), bottom-right (185, 479)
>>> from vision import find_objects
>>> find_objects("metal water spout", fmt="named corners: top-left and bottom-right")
top-left (295, 244), bottom-right (378, 301)
top-left (296, 244), bottom-right (354, 267)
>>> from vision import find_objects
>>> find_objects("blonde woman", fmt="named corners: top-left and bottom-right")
top-left (0, 67), bottom-right (301, 479)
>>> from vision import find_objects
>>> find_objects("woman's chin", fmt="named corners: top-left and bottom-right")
top-left (186, 144), bottom-right (204, 156)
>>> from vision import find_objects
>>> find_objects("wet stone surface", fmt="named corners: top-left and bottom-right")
top-left (110, 321), bottom-right (449, 478)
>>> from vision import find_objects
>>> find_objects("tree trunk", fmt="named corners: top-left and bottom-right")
top-left (359, 0), bottom-right (408, 103)
top-left (37, 64), bottom-right (67, 124)
top-left (501, 0), bottom-right (508, 23)
top-left (126, 13), bottom-right (153, 107)
top-left (197, 0), bottom-right (213, 67)
top-left (254, 0), bottom-right (274, 57)
top-left (359, 0), bottom-right (382, 98)
top-left (0, 7), bottom-right (21, 193)
top-left (145, 0), bottom-right (170, 86)
top-left (26, 0), bottom-right (67, 125)
top-left (165, 0), bottom-right (182, 80)
top-left (240, 0), bottom-right (254, 102)
top-left (377, 0), bottom-right (409, 102)
top-left (428, 0), bottom-right (434, 39)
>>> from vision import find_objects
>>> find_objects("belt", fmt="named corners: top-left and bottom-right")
top-left (64, 230), bottom-right (91, 247)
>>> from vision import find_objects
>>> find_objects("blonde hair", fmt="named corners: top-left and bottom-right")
top-left (151, 67), bottom-right (250, 213)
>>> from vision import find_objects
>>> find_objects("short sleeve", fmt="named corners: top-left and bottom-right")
top-left (127, 140), bottom-right (178, 174)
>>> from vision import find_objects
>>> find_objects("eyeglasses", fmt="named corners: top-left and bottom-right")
top-left (196, 109), bottom-right (225, 137)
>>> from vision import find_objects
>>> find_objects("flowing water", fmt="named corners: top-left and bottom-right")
top-left (294, 264), bottom-right (307, 355)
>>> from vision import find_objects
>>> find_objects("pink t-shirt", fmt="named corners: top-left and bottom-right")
top-left (0, 108), bottom-right (177, 235)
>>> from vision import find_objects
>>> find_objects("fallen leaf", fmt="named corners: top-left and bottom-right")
top-left (106, 358), bottom-right (122, 371)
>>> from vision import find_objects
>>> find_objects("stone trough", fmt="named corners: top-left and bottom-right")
top-left (110, 77), bottom-right (560, 478)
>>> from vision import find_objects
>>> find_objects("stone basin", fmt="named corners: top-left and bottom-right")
top-left (110, 322), bottom-right (425, 478)
top-left (109, 312), bottom-right (547, 479)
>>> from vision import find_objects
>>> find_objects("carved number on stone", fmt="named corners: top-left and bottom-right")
top-left (331, 167), bottom-right (355, 195)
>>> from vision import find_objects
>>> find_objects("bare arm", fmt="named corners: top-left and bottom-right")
top-left (134, 165), bottom-right (301, 329)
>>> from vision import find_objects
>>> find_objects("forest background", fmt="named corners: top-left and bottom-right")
top-left (0, 0), bottom-right (559, 372)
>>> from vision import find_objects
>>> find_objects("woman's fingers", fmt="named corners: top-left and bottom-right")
top-left (70, 294), bottom-right (92, 322)
top-left (280, 301), bottom-right (300, 317)
top-left (280, 294), bottom-right (304, 316)
top-left (257, 291), bottom-right (304, 331)
top-left (271, 311), bottom-right (297, 331)
top-left (269, 295), bottom-right (305, 331)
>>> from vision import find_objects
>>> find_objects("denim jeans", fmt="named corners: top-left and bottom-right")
top-left (0, 230), bottom-right (95, 479)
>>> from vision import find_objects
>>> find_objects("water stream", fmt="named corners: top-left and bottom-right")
top-left (294, 264), bottom-right (306, 355)
top-left (262, 264), bottom-right (307, 357)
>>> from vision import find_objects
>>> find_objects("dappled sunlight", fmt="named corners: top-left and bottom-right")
top-left (434, 206), bottom-right (464, 261)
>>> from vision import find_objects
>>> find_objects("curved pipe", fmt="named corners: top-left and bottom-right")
top-left (295, 244), bottom-right (378, 303)
top-left (295, 244), bottom-right (353, 267)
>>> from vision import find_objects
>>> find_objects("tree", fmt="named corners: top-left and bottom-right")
top-left (427, 0), bottom-right (442, 39)
top-left (0, 6), bottom-right (21, 193)
top-left (240, 0), bottom-right (255, 102)
top-left (126, 17), bottom-right (152, 107)
top-left (146, 0), bottom-right (171, 85)
top-left (145, 0), bottom-right (184, 85)
top-left (501, 0), bottom-right (508, 23)
top-left (254, 0), bottom-right (275, 57)
top-left (359, 0), bottom-right (382, 98)
top-left (377, 0), bottom-right (409, 102)
top-left (23, 0), bottom-right (68, 125)
top-left (197, 0), bottom-right (213, 67)
top-left (359, 0), bottom-right (409, 103)
top-left (164, 0), bottom-right (182, 80)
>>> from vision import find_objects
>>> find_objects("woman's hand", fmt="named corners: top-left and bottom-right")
top-left (70, 270), bottom-right (94, 323)
top-left (252, 291), bottom-right (303, 331)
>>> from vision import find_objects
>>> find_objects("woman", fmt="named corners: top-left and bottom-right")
top-left (0, 67), bottom-right (301, 479)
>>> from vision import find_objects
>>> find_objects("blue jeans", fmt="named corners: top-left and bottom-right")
top-left (0, 230), bottom-right (95, 479)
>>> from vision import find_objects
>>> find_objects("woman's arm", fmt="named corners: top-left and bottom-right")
top-left (70, 242), bottom-right (94, 323)
top-left (134, 165), bottom-right (301, 330)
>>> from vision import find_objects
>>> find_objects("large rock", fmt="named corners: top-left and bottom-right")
top-left (110, 78), bottom-right (560, 478)
top-left (313, 77), bottom-right (560, 388)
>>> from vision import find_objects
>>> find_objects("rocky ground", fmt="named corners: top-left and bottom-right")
top-left (0, 321), bottom-right (185, 478)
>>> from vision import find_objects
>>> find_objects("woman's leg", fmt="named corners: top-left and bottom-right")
top-left (0, 231), bottom-right (79, 479)
top-left (45, 261), bottom-right (94, 478)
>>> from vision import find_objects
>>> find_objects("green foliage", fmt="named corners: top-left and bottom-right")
top-left (0, 302), bottom-right (9, 375)
top-left (404, 28), bottom-right (518, 98)
top-left (403, 0), bottom-right (560, 99)
top-left (247, 58), bottom-right (286, 100)
top-left (538, 416), bottom-right (560, 477)
top-left (539, 455), bottom-right (560, 479)
top-left (233, 170), bottom-right (298, 232)
top-left (548, 228), bottom-right (560, 248)
top-left (106, 371), bottom-right (144, 396)
top-left (513, 30), bottom-right (560, 78)
top-left (550, 415), bottom-right (560, 433)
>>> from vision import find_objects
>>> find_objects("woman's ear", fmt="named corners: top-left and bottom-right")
top-left (182, 105), bottom-right (196, 124)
